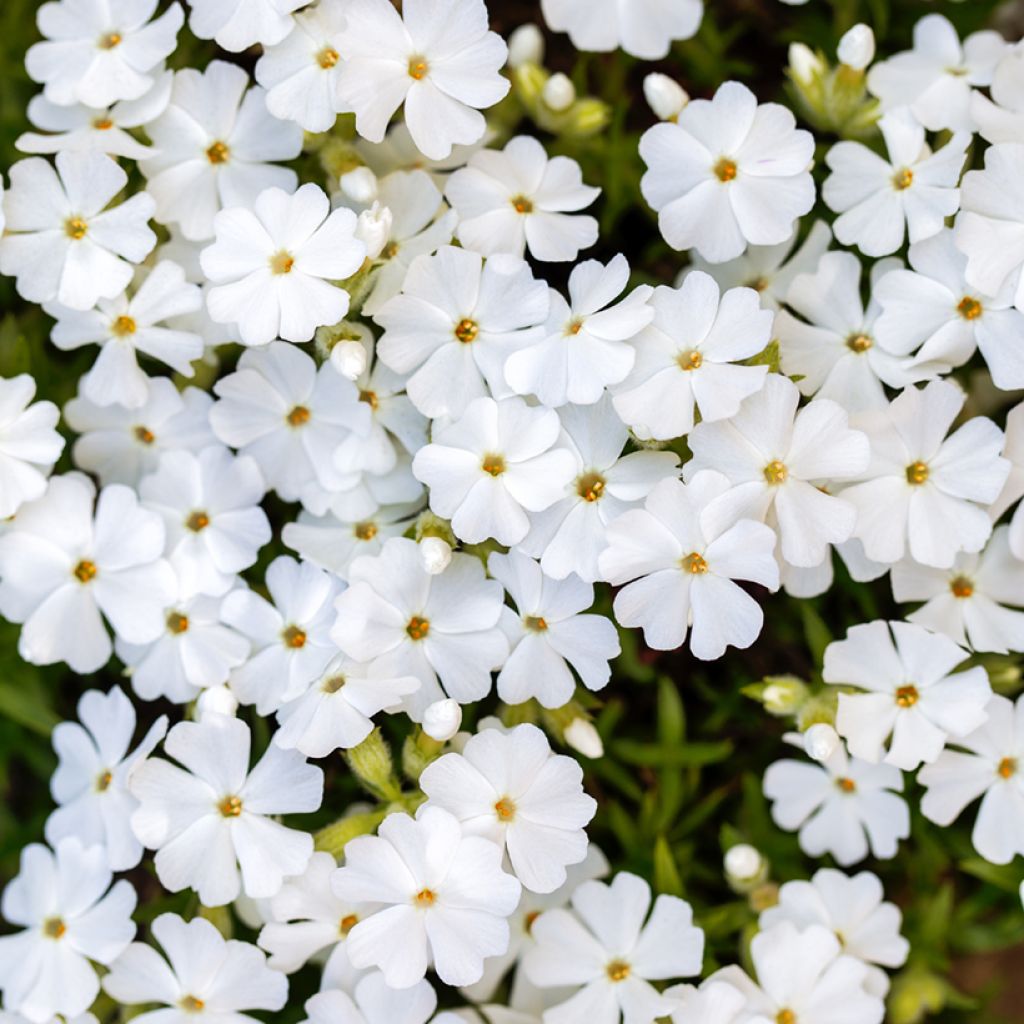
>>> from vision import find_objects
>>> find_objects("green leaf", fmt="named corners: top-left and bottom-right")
top-left (652, 835), bottom-right (684, 897)
top-left (0, 678), bottom-right (59, 736)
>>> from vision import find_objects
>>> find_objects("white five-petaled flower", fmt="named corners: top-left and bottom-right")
top-left (335, 0), bottom-right (509, 161)
top-left (445, 135), bottom-right (600, 263)
top-left (420, 722), bottom-right (598, 893)
top-left (332, 805), bottom-right (522, 989)
top-left (0, 150), bottom-right (156, 311)
top-left (640, 80), bottom-right (815, 263)
top-left (0, 374), bottom-right (64, 519)
top-left (130, 713), bottom-right (322, 906)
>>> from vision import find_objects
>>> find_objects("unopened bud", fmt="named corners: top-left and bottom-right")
top-left (542, 72), bottom-right (576, 112)
top-left (804, 722), bottom-right (840, 763)
top-left (198, 685), bottom-right (238, 720)
top-left (356, 202), bottom-right (393, 260)
top-left (422, 699), bottom-right (462, 742)
top-left (724, 843), bottom-right (765, 884)
top-left (339, 166), bottom-right (378, 204)
top-left (838, 24), bottom-right (875, 71)
top-left (644, 73), bottom-right (688, 121)
top-left (564, 718), bottom-right (603, 759)
top-left (789, 42), bottom-right (825, 86)
top-left (420, 536), bottom-right (453, 575)
top-left (331, 340), bottom-right (368, 380)
top-left (761, 675), bottom-right (809, 716)
top-left (346, 728), bottom-right (399, 801)
top-left (507, 23), bottom-right (545, 68)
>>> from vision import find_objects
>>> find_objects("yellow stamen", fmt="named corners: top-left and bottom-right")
top-left (98, 31), bottom-right (122, 49)
top-left (93, 117), bottom-right (114, 130)
top-left (481, 453), bottom-right (506, 477)
top-left (74, 559), bottom-right (98, 584)
top-left (167, 612), bottom-right (190, 634)
top-left (837, 777), bottom-right (856, 793)
top-left (65, 217), bottom-right (88, 240)
top-left (270, 251), bottom-right (295, 275)
top-left (112, 315), bottom-right (137, 337)
top-left (407, 616), bottom-right (430, 641)
top-left (340, 913), bottom-right (358, 933)
top-left (895, 684), bottom-right (919, 708)
top-left (206, 141), bottom-right (230, 165)
top-left (511, 194), bottom-right (534, 214)
top-left (317, 47), bottom-right (340, 69)
top-left (950, 576), bottom-right (974, 599)
top-left (494, 796), bottom-right (516, 821)
top-left (359, 389), bottom-right (379, 410)
top-left (524, 909), bottom-right (541, 933)
top-left (134, 425), bottom-right (155, 444)
top-left (957, 296), bottom-right (983, 321)
top-left (287, 405), bottom-right (311, 427)
top-left (606, 959), bottom-right (631, 982)
top-left (998, 757), bottom-right (1017, 779)
top-left (714, 158), bottom-right (738, 182)
top-left (892, 167), bottom-right (914, 190)
top-left (218, 795), bottom-right (243, 817)
top-left (408, 57), bottom-right (429, 80)
top-left (282, 625), bottom-right (307, 649)
top-left (96, 770), bottom-right (113, 792)
top-left (454, 318), bottom-right (479, 344)
top-left (677, 349), bottom-right (703, 371)
top-left (777, 1011), bottom-right (797, 1024)
top-left (186, 511), bottom-right (210, 532)
top-left (906, 461), bottom-right (929, 485)
top-left (576, 472), bottom-right (606, 503)
top-left (764, 460), bottom-right (788, 485)
top-left (681, 552), bottom-right (708, 575)
top-left (43, 917), bottom-right (67, 939)
top-left (524, 616), bottom-right (548, 632)
top-left (846, 333), bottom-right (872, 353)
top-left (179, 996), bottom-right (205, 1013)
top-left (414, 887), bottom-right (436, 906)
top-left (354, 520), bottom-right (378, 541)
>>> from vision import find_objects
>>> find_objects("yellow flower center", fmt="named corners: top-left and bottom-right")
top-left (134, 425), bottom-right (155, 444)
top-left (96, 770), bottom-right (113, 792)
top-left (494, 796), bottom-right (516, 821)
top-left (414, 887), bottom-right (436, 907)
top-left (270, 251), bottom-right (295, 275)
top-left (282, 625), bottom-right (307, 649)
top-left (359, 389), bottom-right (379, 410)
top-left (681, 552), bottom-right (708, 575)
top-left (481, 453), bottom-right (506, 477)
top-left (381, 240), bottom-right (400, 260)
top-left (74, 559), bottom-right (98, 584)
top-left (317, 46), bottom-right (340, 69)
top-left (340, 913), bottom-right (358, 934)
top-left (764, 460), bottom-right (788, 485)
top-left (43, 917), bottom-right (67, 939)
top-left (576, 472), bottom-right (606, 503)
top-left (218, 795), bottom-right (243, 817)
top-left (524, 615), bottom-right (548, 632)
top-left (93, 117), bottom-right (114, 130)
top-left (511, 194), bottom-right (534, 214)
top-left (454, 318), bottom-right (479, 344)
top-left (565, 318), bottom-right (585, 336)
top-left (65, 217), bottom-right (88, 240)
top-left (957, 296), bottom-right (983, 320)
top-left (950, 576), bottom-right (974, 599)
top-left (287, 405), bottom-right (311, 427)
top-left (322, 675), bottom-right (346, 694)
top-left (714, 158), bottom-right (738, 182)
top-left (179, 996), bottom-right (205, 1013)
top-left (408, 56), bottom-right (429, 80)
top-left (906, 461), bottom-right (929, 485)
top-left (837, 777), bottom-right (857, 793)
top-left (606, 959), bottom-right (631, 982)
top-left (524, 909), bottom-right (541, 933)
top-left (677, 349), bottom-right (703, 371)
top-left (892, 167), bottom-right (914, 190)
top-left (98, 31), bottom-right (122, 49)
top-left (167, 612), bottom-right (190, 634)
top-left (206, 141), bottom-right (230, 164)
top-left (186, 510), bottom-right (210, 532)
top-left (998, 757), bottom-right (1017, 779)
top-left (407, 616), bottom-right (430, 641)
top-left (354, 520), bottom-right (378, 541)
top-left (846, 333), bottom-right (872, 353)
top-left (111, 315), bottom-right (137, 337)
top-left (777, 1011), bottom-right (797, 1024)
top-left (895, 684), bottom-right (919, 708)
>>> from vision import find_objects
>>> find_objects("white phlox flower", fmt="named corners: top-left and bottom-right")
top-left (301, 971), bottom-right (437, 1024)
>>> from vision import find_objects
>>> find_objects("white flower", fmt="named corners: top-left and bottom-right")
top-left (140, 446), bottom-right (271, 598)
top-left (776, 251), bottom-right (914, 414)
top-left (0, 474), bottom-right (175, 673)
top-left (257, 850), bottom-right (371, 983)
top-left (955, 142), bottom-right (1024, 314)
top-left (841, 380), bottom-right (1009, 568)
top-left (445, 136), bottom-right (600, 263)
top-left (522, 396), bottom-right (679, 583)
top-left (540, 0), bottom-right (702, 60)
top-left (763, 739), bottom-right (910, 866)
top-left (867, 13), bottom-right (1007, 132)
top-left (823, 109), bottom-right (968, 258)
top-left (335, 0), bottom-right (509, 161)
top-left (209, 342), bottom-right (371, 507)
top-left (48, 260), bottom-right (203, 408)
top-left (613, 272), bottom-right (771, 439)
top-left (685, 374), bottom-right (870, 568)
top-left (26, 0), bottom-right (183, 108)
top-left (504, 254), bottom-right (654, 408)
top-left (490, 549), bottom-right (620, 708)
top-left (64, 378), bottom-right (215, 487)
top-left (421, 722), bottom-right (597, 893)
top-left (185, 0), bottom-right (308, 52)
top-left (711, 921), bottom-right (885, 1024)
top-left (116, 589), bottom-right (251, 704)
top-left (873, 228), bottom-right (1024, 390)
top-left (599, 472), bottom-right (779, 657)
top-left (301, 974), bottom-right (437, 1024)
top-left (274, 652), bottom-right (420, 757)
top-left (255, 2), bottom-right (349, 132)
top-left (16, 74), bottom-right (172, 159)
top-left (202, 184), bottom-right (365, 346)
top-left (140, 61), bottom-right (302, 241)
top-left (522, 871), bottom-right (704, 1024)
top-left (46, 686), bottom-right (167, 871)
top-left (664, 979), bottom-right (746, 1024)
top-left (0, 838), bottom-right (136, 1023)
top-left (333, 805), bottom-right (522, 988)
top-left (918, 693), bottom-right (1024, 865)
top-left (130, 713), bottom-right (322, 905)
top-left (892, 526), bottom-right (1024, 653)
top-left (332, 537), bottom-right (508, 717)
top-left (375, 246), bottom-right (549, 419)
top-left (103, 912), bottom-right (288, 1023)
top-left (640, 81), bottom-right (814, 263)
top-left (414, 397), bottom-right (577, 546)
top-left (0, 151), bottom-right (156, 311)
top-left (0, 374), bottom-right (64, 518)
top-left (972, 45), bottom-right (1024, 144)
top-left (759, 869), bottom-right (909, 997)
top-left (222, 556), bottom-right (341, 714)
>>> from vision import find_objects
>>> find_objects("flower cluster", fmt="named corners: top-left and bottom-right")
top-left (0, 1), bottom-right (1022, 1023)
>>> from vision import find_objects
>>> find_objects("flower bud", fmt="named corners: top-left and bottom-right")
top-left (542, 72), bottom-right (576, 112)
top-left (330, 339), bottom-right (368, 380)
top-left (339, 165), bottom-right (378, 204)
top-left (643, 73), bottom-right (688, 121)
top-left (788, 42), bottom-right (825, 87)
top-left (564, 718), bottom-right (603, 759)
top-left (197, 684), bottom-right (238, 720)
top-left (803, 722), bottom-right (840, 762)
top-left (356, 202), bottom-right (393, 260)
top-left (724, 843), bottom-right (766, 886)
top-left (422, 699), bottom-right (463, 742)
top-left (838, 24), bottom-right (876, 71)
top-left (507, 23), bottom-right (545, 68)
top-left (347, 728), bottom-right (399, 800)
top-left (420, 536), bottom-right (453, 575)
top-left (760, 675), bottom-right (809, 716)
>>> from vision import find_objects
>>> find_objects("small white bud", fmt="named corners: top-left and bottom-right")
top-left (838, 24), bottom-right (876, 71)
top-left (788, 42), bottom-right (825, 86)
top-left (339, 166), bottom-right (378, 204)
top-left (724, 843), bottom-right (764, 883)
top-left (542, 72), bottom-right (576, 112)
top-left (564, 718), bottom-right (603, 759)
top-left (507, 23), bottom-right (545, 68)
top-left (356, 202), bottom-right (393, 260)
top-left (420, 536), bottom-right (453, 575)
top-left (423, 699), bottom-right (463, 742)
top-left (643, 73), bottom-right (689, 121)
top-left (331, 340), bottom-right (367, 380)
top-left (197, 684), bottom-right (238, 720)
top-left (803, 722), bottom-right (841, 763)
